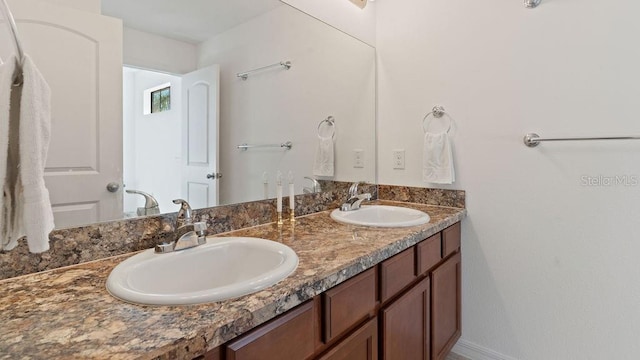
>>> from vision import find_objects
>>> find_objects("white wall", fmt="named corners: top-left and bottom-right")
top-left (280, 0), bottom-right (376, 47)
top-left (198, 5), bottom-right (375, 204)
top-left (123, 69), bottom-right (183, 215)
top-left (46, 0), bottom-right (99, 13)
top-left (377, 0), bottom-right (640, 359)
top-left (123, 27), bottom-right (197, 75)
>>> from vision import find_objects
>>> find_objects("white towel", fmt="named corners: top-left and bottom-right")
top-left (313, 137), bottom-right (334, 177)
top-left (0, 55), bottom-right (17, 250)
top-left (1, 55), bottom-right (54, 253)
top-left (422, 132), bottom-right (455, 184)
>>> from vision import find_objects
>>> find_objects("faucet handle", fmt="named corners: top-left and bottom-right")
top-left (304, 177), bottom-right (321, 193)
top-left (173, 199), bottom-right (193, 227)
top-left (348, 181), bottom-right (367, 198)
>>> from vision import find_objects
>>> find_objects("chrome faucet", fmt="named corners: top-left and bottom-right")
top-left (155, 199), bottom-right (207, 253)
top-left (125, 189), bottom-right (160, 216)
top-left (340, 182), bottom-right (371, 211)
top-left (303, 176), bottom-right (322, 194)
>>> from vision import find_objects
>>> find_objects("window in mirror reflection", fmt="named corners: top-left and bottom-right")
top-left (151, 86), bottom-right (171, 113)
top-left (143, 82), bottom-right (171, 115)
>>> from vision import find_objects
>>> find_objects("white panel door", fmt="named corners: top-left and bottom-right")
top-left (1, 0), bottom-right (123, 228)
top-left (181, 65), bottom-right (220, 209)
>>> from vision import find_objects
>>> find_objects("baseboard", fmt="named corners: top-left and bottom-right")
top-left (452, 339), bottom-right (519, 360)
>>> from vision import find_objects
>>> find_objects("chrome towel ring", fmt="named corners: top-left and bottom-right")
top-left (422, 106), bottom-right (452, 134)
top-left (524, 0), bottom-right (541, 8)
top-left (318, 116), bottom-right (336, 139)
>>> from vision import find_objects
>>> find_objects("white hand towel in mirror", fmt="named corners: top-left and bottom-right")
top-left (18, 55), bottom-right (55, 253)
top-left (0, 55), bottom-right (54, 253)
top-left (313, 137), bottom-right (334, 177)
top-left (422, 132), bottom-right (455, 184)
top-left (0, 55), bottom-right (16, 250)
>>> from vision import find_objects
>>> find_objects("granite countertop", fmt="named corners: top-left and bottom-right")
top-left (0, 200), bottom-right (466, 359)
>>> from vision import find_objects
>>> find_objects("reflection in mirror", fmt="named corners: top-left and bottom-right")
top-left (0, 0), bottom-right (375, 229)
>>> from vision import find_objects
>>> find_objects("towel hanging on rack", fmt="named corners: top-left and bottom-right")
top-left (313, 116), bottom-right (335, 177)
top-left (422, 105), bottom-right (452, 134)
top-left (422, 106), bottom-right (455, 184)
top-left (0, 54), bottom-right (55, 253)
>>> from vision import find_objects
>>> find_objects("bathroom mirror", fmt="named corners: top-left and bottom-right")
top-left (0, 0), bottom-right (375, 228)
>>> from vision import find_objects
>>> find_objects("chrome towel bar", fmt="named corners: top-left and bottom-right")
top-left (237, 61), bottom-right (292, 80)
top-left (237, 141), bottom-right (293, 151)
top-left (524, 133), bottom-right (640, 147)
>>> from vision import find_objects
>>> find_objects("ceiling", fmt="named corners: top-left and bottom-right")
top-left (101, 0), bottom-right (283, 43)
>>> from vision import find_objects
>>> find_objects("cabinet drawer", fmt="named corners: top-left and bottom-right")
top-left (324, 268), bottom-right (377, 342)
top-left (380, 247), bottom-right (416, 303)
top-left (442, 222), bottom-right (461, 258)
top-left (416, 233), bottom-right (442, 275)
top-left (226, 299), bottom-right (319, 360)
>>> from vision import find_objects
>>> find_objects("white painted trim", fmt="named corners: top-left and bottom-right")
top-left (452, 339), bottom-right (520, 360)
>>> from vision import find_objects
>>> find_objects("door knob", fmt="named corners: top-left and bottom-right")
top-left (207, 173), bottom-right (222, 179)
top-left (106, 182), bottom-right (120, 193)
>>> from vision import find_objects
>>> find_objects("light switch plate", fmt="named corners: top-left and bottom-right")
top-left (354, 149), bottom-right (364, 168)
top-left (393, 149), bottom-right (405, 169)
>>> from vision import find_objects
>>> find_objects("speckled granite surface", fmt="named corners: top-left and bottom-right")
top-left (0, 200), bottom-right (466, 360)
top-left (378, 184), bottom-right (465, 208)
top-left (0, 182), bottom-right (373, 280)
top-left (0, 183), bottom-right (443, 280)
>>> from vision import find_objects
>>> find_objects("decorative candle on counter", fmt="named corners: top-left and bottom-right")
top-left (262, 171), bottom-right (269, 199)
top-left (276, 171), bottom-right (283, 225)
top-left (288, 171), bottom-right (295, 210)
top-left (288, 171), bottom-right (295, 222)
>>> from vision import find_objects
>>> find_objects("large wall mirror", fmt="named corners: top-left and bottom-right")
top-left (1, 0), bottom-right (376, 229)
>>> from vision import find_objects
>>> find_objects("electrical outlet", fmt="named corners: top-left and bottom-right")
top-left (353, 149), bottom-right (364, 168)
top-left (393, 149), bottom-right (405, 169)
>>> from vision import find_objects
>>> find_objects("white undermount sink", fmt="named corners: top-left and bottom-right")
top-left (330, 205), bottom-right (430, 227)
top-left (106, 237), bottom-right (298, 305)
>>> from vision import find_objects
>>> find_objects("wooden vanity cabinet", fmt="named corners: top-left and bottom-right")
top-left (379, 222), bottom-right (461, 360)
top-left (379, 247), bottom-right (416, 304)
top-left (417, 233), bottom-right (442, 276)
top-left (442, 222), bottom-right (461, 258)
top-left (206, 222), bottom-right (462, 360)
top-left (431, 251), bottom-right (461, 360)
top-left (381, 276), bottom-right (430, 360)
top-left (225, 297), bottom-right (321, 360)
top-left (323, 268), bottom-right (377, 343)
top-left (318, 317), bottom-right (378, 360)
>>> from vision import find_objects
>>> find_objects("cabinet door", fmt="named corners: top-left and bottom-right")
top-left (324, 268), bottom-right (377, 342)
top-left (226, 298), bottom-right (319, 360)
top-left (381, 276), bottom-right (430, 360)
top-left (318, 317), bottom-right (378, 360)
top-left (431, 252), bottom-right (461, 360)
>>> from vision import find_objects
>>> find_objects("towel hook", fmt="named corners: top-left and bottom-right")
top-left (422, 106), bottom-right (452, 134)
top-left (318, 116), bottom-right (336, 139)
